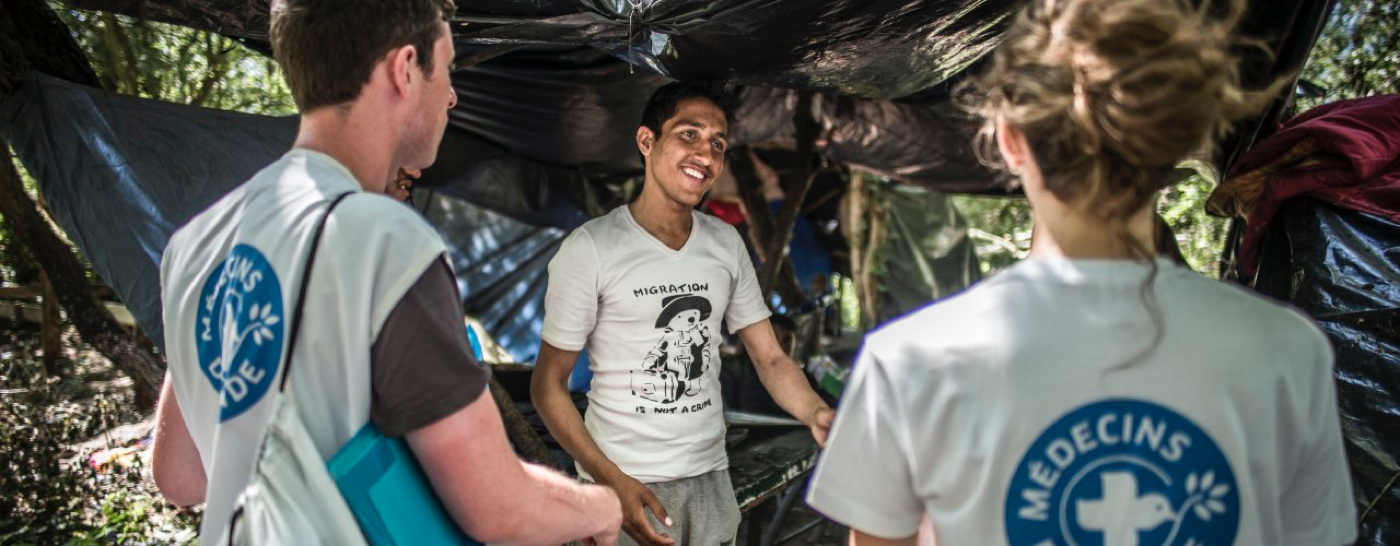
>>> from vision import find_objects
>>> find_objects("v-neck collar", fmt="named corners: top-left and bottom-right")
top-left (622, 205), bottom-right (697, 257)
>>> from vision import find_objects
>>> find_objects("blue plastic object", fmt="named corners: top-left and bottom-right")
top-left (329, 423), bottom-right (482, 545)
top-left (465, 325), bottom-right (484, 362)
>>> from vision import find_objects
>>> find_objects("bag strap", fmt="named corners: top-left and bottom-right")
top-left (279, 191), bottom-right (354, 392)
top-left (226, 191), bottom-right (353, 545)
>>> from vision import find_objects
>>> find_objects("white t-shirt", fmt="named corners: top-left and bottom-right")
top-left (161, 150), bottom-right (446, 541)
top-left (808, 258), bottom-right (1357, 546)
top-left (542, 205), bottom-right (771, 483)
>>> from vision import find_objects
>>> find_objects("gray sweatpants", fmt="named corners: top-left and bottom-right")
top-left (619, 470), bottom-right (741, 546)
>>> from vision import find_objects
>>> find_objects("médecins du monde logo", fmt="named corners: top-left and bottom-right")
top-left (194, 244), bottom-right (285, 422)
top-left (1005, 399), bottom-right (1239, 546)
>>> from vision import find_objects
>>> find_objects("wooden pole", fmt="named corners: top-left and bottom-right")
top-left (757, 93), bottom-right (821, 302)
top-left (40, 271), bottom-right (61, 377)
top-left (729, 147), bottom-right (808, 309)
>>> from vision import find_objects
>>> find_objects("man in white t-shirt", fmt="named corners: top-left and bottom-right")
top-left (532, 81), bottom-right (836, 546)
top-left (149, 1), bottom-right (621, 543)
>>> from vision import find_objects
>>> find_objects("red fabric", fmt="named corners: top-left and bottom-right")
top-left (704, 199), bottom-right (748, 225)
top-left (1233, 94), bottom-right (1400, 277)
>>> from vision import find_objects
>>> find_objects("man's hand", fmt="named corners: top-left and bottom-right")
top-left (582, 483), bottom-right (624, 546)
top-left (605, 474), bottom-right (675, 546)
top-left (807, 405), bottom-right (836, 447)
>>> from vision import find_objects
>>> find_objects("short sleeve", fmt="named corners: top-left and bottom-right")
top-left (541, 229), bottom-right (600, 351)
top-left (806, 346), bottom-right (924, 539)
top-left (1280, 328), bottom-right (1357, 545)
top-left (370, 259), bottom-right (491, 437)
top-left (724, 227), bottom-right (771, 333)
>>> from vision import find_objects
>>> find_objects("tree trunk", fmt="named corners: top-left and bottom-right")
top-left (1, 149), bottom-right (164, 406)
top-left (729, 147), bottom-right (809, 310)
top-left (487, 377), bottom-right (558, 469)
top-left (2, 0), bottom-right (164, 407)
top-left (757, 93), bottom-right (821, 303)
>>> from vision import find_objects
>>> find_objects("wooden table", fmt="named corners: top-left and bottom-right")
top-left (729, 428), bottom-right (821, 545)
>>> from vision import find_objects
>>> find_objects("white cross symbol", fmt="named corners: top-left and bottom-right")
top-left (1076, 471), bottom-right (1176, 546)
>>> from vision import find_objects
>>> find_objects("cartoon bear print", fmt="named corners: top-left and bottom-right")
top-left (631, 293), bottom-right (713, 404)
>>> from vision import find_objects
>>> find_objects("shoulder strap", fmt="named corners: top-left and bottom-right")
top-left (279, 192), bottom-right (354, 392)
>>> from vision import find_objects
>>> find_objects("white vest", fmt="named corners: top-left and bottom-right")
top-left (160, 150), bottom-right (446, 541)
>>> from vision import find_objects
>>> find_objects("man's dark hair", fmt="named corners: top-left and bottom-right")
top-left (271, 0), bottom-right (456, 112)
top-left (639, 80), bottom-right (739, 140)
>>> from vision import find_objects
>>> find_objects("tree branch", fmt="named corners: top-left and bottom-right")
top-left (757, 92), bottom-right (820, 303)
top-left (1, 0), bottom-right (161, 407)
top-left (100, 13), bottom-right (142, 95)
top-left (730, 147), bottom-right (808, 309)
top-left (1, 147), bottom-right (164, 405)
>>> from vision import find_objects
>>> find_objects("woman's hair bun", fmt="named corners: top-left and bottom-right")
top-left (960, 0), bottom-right (1283, 219)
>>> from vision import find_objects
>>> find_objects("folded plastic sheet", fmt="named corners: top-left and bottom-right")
top-left (1253, 199), bottom-right (1400, 544)
top-left (0, 73), bottom-right (566, 360)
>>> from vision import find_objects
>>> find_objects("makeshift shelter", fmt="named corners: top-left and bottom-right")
top-left (6, 0), bottom-right (1392, 541)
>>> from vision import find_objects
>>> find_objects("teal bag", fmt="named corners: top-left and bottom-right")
top-left (328, 424), bottom-right (483, 546)
top-left (326, 304), bottom-right (492, 544)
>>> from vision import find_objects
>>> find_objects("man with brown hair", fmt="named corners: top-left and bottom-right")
top-left (150, 1), bottom-right (621, 543)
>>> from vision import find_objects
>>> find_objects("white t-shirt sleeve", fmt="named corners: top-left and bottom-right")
top-left (1280, 325), bottom-right (1357, 545)
top-left (806, 345), bottom-right (924, 539)
top-left (540, 228), bottom-right (600, 351)
top-left (724, 226), bottom-right (771, 333)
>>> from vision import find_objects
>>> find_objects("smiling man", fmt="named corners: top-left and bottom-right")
top-left (532, 81), bottom-right (835, 546)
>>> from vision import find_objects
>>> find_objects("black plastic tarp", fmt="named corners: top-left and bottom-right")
top-left (0, 73), bottom-right (565, 360)
top-left (1254, 199), bottom-right (1400, 544)
top-left (57, 0), bottom-right (1328, 199)
top-left (67, 0), bottom-right (1019, 100)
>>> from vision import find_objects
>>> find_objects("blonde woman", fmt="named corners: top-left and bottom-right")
top-left (805, 1), bottom-right (1357, 544)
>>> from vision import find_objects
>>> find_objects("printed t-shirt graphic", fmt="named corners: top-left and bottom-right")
top-left (542, 206), bottom-right (770, 483)
top-left (632, 293), bottom-right (714, 404)
top-left (1005, 399), bottom-right (1239, 546)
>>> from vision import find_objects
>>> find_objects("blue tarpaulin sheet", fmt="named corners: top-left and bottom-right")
top-left (0, 73), bottom-right (564, 362)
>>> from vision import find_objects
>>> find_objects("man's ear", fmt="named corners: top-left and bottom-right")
top-left (636, 126), bottom-right (655, 158)
top-left (385, 44), bottom-right (418, 98)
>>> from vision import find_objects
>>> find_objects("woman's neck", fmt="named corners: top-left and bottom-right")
top-left (1028, 201), bottom-right (1157, 260)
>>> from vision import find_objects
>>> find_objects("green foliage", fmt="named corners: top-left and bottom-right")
top-left (0, 323), bottom-right (198, 544)
top-left (951, 194), bottom-right (1031, 275)
top-left (953, 0), bottom-right (1400, 277)
top-left (2, 8), bottom-right (296, 544)
top-left (1297, 0), bottom-right (1400, 111)
top-left (1158, 175), bottom-right (1232, 276)
top-left (54, 6), bottom-right (295, 116)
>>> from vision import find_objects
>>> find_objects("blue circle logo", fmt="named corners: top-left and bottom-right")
top-left (1005, 399), bottom-right (1239, 546)
top-left (194, 244), bottom-right (285, 421)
